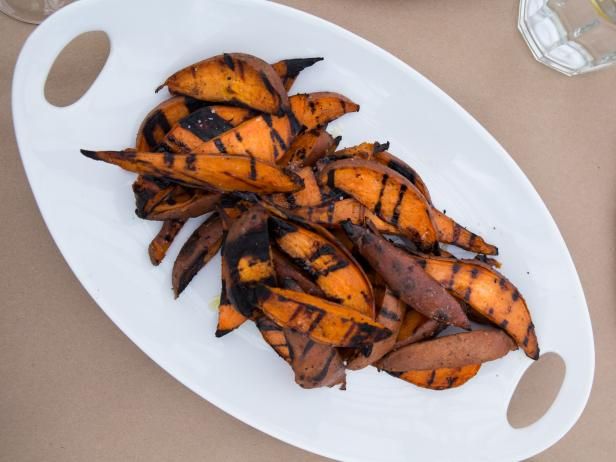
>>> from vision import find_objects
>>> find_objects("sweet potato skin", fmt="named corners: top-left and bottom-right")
top-left (159, 53), bottom-right (289, 114)
top-left (342, 221), bottom-right (470, 329)
top-left (255, 286), bottom-right (391, 348)
top-left (412, 255), bottom-right (539, 359)
top-left (284, 328), bottom-right (346, 389)
top-left (321, 159), bottom-right (437, 251)
top-left (347, 287), bottom-right (406, 370)
top-left (390, 364), bottom-right (481, 390)
top-left (270, 217), bottom-right (374, 317)
top-left (271, 248), bottom-right (325, 297)
top-left (172, 213), bottom-right (224, 297)
top-left (395, 309), bottom-right (444, 348)
top-left (148, 218), bottom-right (187, 266)
top-left (378, 330), bottom-right (516, 372)
top-left (80, 150), bottom-right (304, 194)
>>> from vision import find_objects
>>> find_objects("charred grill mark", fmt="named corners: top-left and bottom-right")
top-left (339, 98), bottom-right (347, 113)
top-left (259, 71), bottom-right (277, 101)
top-left (214, 139), bottom-right (227, 153)
top-left (166, 134), bottom-right (191, 153)
top-left (163, 150), bottom-right (174, 167)
top-left (374, 141), bottom-right (390, 154)
top-left (512, 290), bottom-right (520, 302)
top-left (417, 259), bottom-right (427, 269)
top-left (446, 376), bottom-right (456, 389)
top-left (283, 57), bottom-right (323, 78)
top-left (326, 170), bottom-right (336, 190)
top-left (184, 96), bottom-right (205, 113)
top-left (269, 126), bottom-right (288, 152)
top-left (286, 108), bottom-right (302, 135)
top-left (373, 174), bottom-right (389, 216)
top-left (308, 100), bottom-right (316, 114)
top-left (452, 223), bottom-right (462, 243)
top-left (308, 244), bottom-right (336, 262)
top-left (379, 307), bottom-right (401, 322)
top-left (283, 192), bottom-right (297, 208)
top-left (468, 233), bottom-right (478, 248)
top-left (488, 307), bottom-right (495, 315)
top-left (249, 156), bottom-right (257, 180)
top-left (222, 53), bottom-right (235, 70)
top-left (185, 154), bottom-right (196, 171)
top-left (306, 310), bottom-right (325, 334)
top-left (326, 200), bottom-right (335, 224)
top-left (262, 113), bottom-right (273, 127)
top-left (499, 319), bottom-right (509, 329)
top-left (235, 132), bottom-right (243, 142)
top-left (179, 107), bottom-right (234, 141)
top-left (143, 110), bottom-right (172, 149)
top-left (499, 278), bottom-right (507, 289)
top-left (311, 348), bottom-right (337, 382)
top-left (237, 60), bottom-right (245, 79)
top-left (470, 267), bottom-right (479, 279)
top-left (427, 370), bottom-right (436, 386)
top-left (523, 336), bottom-right (529, 347)
top-left (318, 260), bottom-right (349, 276)
top-left (391, 184), bottom-right (407, 225)
top-left (463, 287), bottom-right (472, 302)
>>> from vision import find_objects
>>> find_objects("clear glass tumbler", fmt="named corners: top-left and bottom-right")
top-left (0, 0), bottom-right (73, 24)
top-left (519, 0), bottom-right (616, 75)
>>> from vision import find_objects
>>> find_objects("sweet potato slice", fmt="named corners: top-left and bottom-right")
top-left (343, 221), bottom-right (469, 329)
top-left (224, 206), bottom-right (275, 317)
top-left (256, 316), bottom-right (290, 361)
top-left (270, 217), bottom-right (374, 317)
top-left (80, 150), bottom-right (303, 194)
top-left (159, 105), bottom-right (256, 154)
top-left (277, 129), bottom-right (340, 168)
top-left (430, 209), bottom-right (498, 255)
top-left (270, 166), bottom-right (332, 210)
top-left (347, 287), bottom-right (406, 370)
top-left (144, 188), bottom-right (221, 221)
top-left (284, 328), bottom-right (346, 388)
top-left (412, 255), bottom-right (539, 359)
top-left (272, 248), bottom-right (325, 297)
top-left (378, 330), bottom-right (516, 371)
top-left (172, 213), bottom-right (224, 297)
top-left (136, 96), bottom-right (207, 151)
top-left (166, 113), bottom-right (294, 163)
top-left (290, 198), bottom-right (399, 234)
top-left (395, 311), bottom-right (444, 349)
top-left (390, 364), bottom-right (481, 390)
top-left (148, 218), bottom-right (187, 266)
top-left (132, 175), bottom-right (176, 219)
top-left (271, 57), bottom-right (323, 91)
top-left (255, 286), bottom-right (390, 348)
top-left (321, 159), bottom-right (437, 251)
top-left (158, 53), bottom-right (289, 114)
top-left (290, 92), bottom-right (359, 132)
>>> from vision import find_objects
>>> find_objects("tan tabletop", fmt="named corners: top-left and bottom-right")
top-left (1, 1), bottom-right (614, 460)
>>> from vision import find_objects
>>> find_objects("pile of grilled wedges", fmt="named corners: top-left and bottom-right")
top-left (82, 52), bottom-right (538, 390)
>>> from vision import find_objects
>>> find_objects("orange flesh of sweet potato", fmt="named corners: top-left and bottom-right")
top-left (347, 287), bottom-right (406, 370)
top-left (378, 330), bottom-right (516, 371)
top-left (412, 255), bottom-right (539, 359)
top-left (80, 150), bottom-right (303, 194)
top-left (284, 328), bottom-right (346, 388)
top-left (270, 217), bottom-right (374, 317)
top-left (159, 53), bottom-right (289, 114)
top-left (270, 166), bottom-right (330, 210)
top-left (390, 364), bottom-right (481, 390)
top-left (255, 286), bottom-right (390, 348)
top-left (342, 221), bottom-right (469, 329)
top-left (215, 252), bottom-right (247, 337)
top-left (172, 213), bottom-right (224, 297)
top-left (277, 129), bottom-right (339, 168)
top-left (145, 189), bottom-right (221, 221)
top-left (271, 57), bottom-right (323, 91)
top-left (320, 159), bottom-right (437, 251)
top-left (148, 218), bottom-right (187, 266)
top-left (290, 92), bottom-right (359, 132)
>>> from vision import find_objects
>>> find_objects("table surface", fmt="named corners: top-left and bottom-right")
top-left (1, 1), bottom-right (614, 461)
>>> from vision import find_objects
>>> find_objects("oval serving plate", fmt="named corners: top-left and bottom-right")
top-left (12, 0), bottom-right (594, 460)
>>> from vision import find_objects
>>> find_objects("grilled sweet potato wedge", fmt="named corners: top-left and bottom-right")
top-left (165, 113), bottom-right (294, 163)
top-left (158, 53), bottom-right (289, 114)
top-left (290, 198), bottom-right (399, 234)
top-left (284, 328), bottom-right (346, 388)
top-left (390, 364), bottom-right (481, 390)
top-left (277, 129), bottom-right (340, 168)
top-left (411, 255), bottom-right (539, 359)
top-left (215, 249), bottom-right (248, 337)
top-left (270, 166), bottom-right (331, 209)
top-left (395, 312), bottom-right (444, 349)
top-left (224, 206), bottom-right (275, 317)
top-left (145, 188), bottom-right (221, 221)
top-left (378, 330), bottom-right (516, 371)
top-left (272, 57), bottom-right (323, 91)
top-left (136, 96), bottom-right (207, 151)
top-left (255, 286), bottom-right (390, 348)
top-left (159, 105), bottom-right (256, 154)
top-left (347, 287), bottom-right (406, 370)
top-left (148, 218), bottom-right (187, 266)
top-left (290, 92), bottom-right (359, 132)
top-left (132, 175), bottom-right (176, 219)
top-left (272, 248), bottom-right (325, 297)
top-left (270, 217), bottom-right (374, 317)
top-left (321, 159), bottom-right (437, 250)
top-left (256, 316), bottom-right (290, 361)
top-left (80, 150), bottom-right (303, 194)
top-left (343, 221), bottom-right (469, 329)
top-left (430, 209), bottom-right (498, 255)
top-left (172, 213), bottom-right (224, 297)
